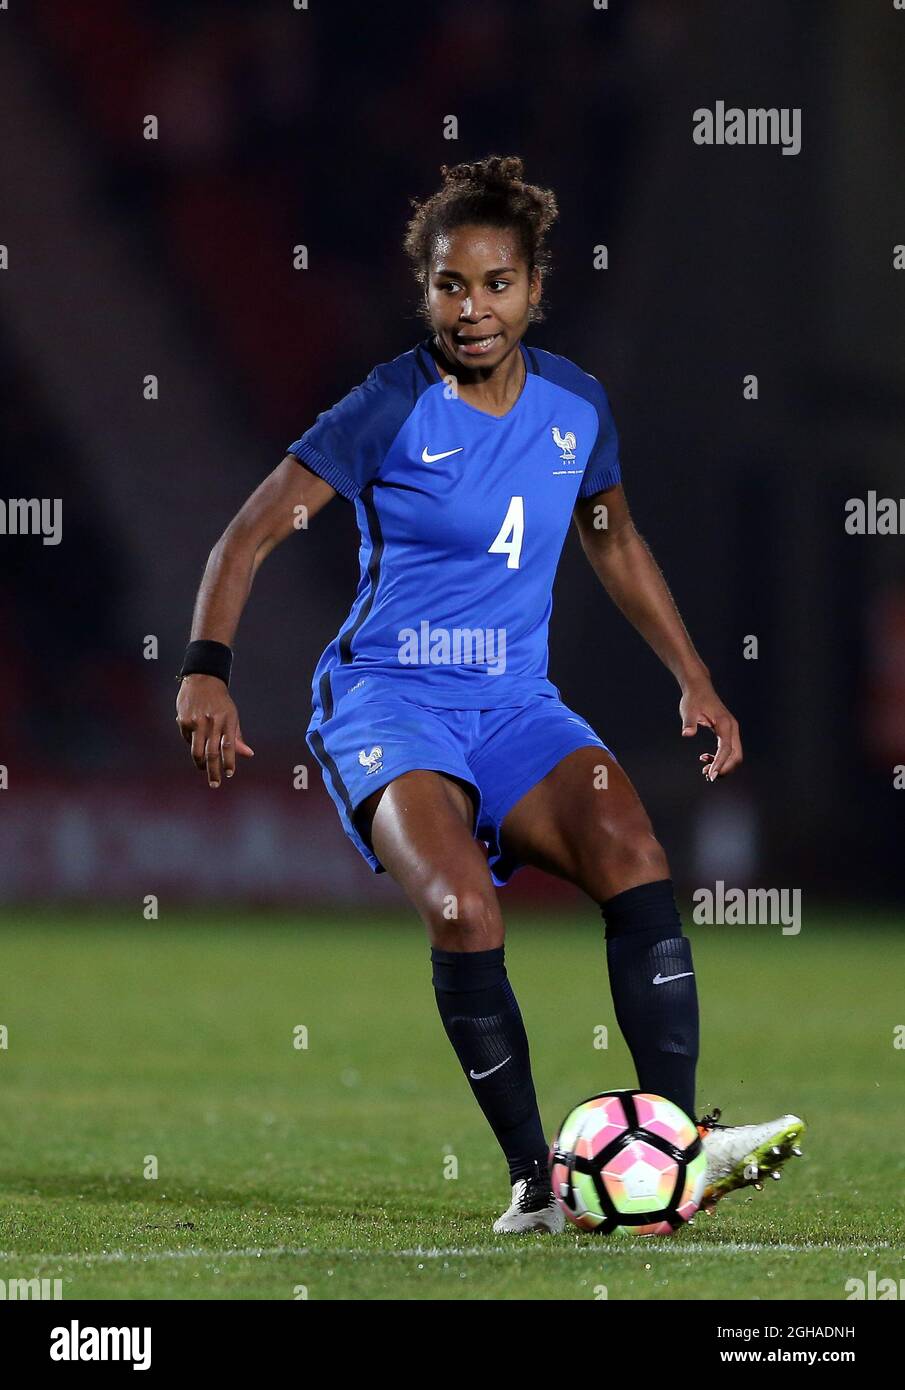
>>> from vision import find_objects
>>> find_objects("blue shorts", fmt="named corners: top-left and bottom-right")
top-left (306, 684), bottom-right (613, 887)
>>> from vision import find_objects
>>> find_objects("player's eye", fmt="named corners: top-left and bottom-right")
top-left (436, 280), bottom-right (461, 294)
top-left (488, 280), bottom-right (512, 292)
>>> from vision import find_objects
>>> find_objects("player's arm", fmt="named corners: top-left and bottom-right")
top-left (176, 457), bottom-right (336, 786)
top-left (573, 483), bottom-right (742, 779)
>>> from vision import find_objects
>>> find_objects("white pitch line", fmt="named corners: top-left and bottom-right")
top-left (0, 1246), bottom-right (310, 1266)
top-left (0, 1241), bottom-right (897, 1266)
top-left (345, 1242), bottom-right (897, 1258)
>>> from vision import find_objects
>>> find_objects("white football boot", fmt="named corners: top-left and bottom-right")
top-left (697, 1108), bottom-right (806, 1215)
top-left (493, 1161), bottom-right (565, 1234)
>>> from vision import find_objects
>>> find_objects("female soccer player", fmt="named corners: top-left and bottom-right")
top-left (176, 156), bottom-right (804, 1232)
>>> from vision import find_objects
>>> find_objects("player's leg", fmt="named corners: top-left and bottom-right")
top-left (496, 744), bottom-right (806, 1210)
top-left (497, 745), bottom-right (699, 1120)
top-left (357, 769), bottom-right (500, 950)
top-left (357, 771), bottom-right (557, 1225)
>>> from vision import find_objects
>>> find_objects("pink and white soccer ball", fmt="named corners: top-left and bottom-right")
top-left (550, 1089), bottom-right (707, 1236)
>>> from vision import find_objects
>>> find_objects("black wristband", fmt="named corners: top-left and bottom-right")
top-left (178, 639), bottom-right (233, 686)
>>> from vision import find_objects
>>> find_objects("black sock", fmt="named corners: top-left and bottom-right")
top-left (431, 945), bottom-right (549, 1184)
top-left (600, 879), bottom-right (699, 1121)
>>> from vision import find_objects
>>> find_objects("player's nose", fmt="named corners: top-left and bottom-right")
top-left (459, 303), bottom-right (495, 324)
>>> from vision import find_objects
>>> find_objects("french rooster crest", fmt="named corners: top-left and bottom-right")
top-left (552, 426), bottom-right (577, 462)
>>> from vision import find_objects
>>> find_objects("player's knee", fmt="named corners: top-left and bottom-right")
top-left (611, 822), bottom-right (669, 877)
top-left (421, 882), bottom-right (500, 948)
top-left (582, 817), bottom-right (669, 894)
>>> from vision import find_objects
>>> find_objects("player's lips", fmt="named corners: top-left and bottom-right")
top-left (453, 331), bottom-right (501, 356)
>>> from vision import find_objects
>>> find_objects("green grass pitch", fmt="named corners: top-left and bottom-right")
top-left (0, 907), bottom-right (902, 1300)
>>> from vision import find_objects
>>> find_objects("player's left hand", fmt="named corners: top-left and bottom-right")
top-left (679, 681), bottom-right (743, 781)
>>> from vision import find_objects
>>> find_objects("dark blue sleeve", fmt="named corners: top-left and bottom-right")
top-left (287, 366), bottom-right (403, 501)
top-left (578, 376), bottom-right (621, 500)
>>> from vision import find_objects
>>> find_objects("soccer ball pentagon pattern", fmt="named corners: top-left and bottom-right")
top-left (550, 1090), bottom-right (707, 1235)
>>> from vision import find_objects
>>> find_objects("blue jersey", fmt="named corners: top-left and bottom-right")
top-left (288, 336), bottom-right (621, 712)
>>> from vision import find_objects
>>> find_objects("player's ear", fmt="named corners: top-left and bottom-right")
top-left (526, 265), bottom-right (543, 323)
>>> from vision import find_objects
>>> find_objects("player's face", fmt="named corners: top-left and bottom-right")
top-left (426, 224), bottom-right (541, 369)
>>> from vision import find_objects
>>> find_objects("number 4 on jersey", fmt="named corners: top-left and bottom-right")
top-left (488, 495), bottom-right (524, 569)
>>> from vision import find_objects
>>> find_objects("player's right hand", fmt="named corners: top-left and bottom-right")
top-left (176, 674), bottom-right (254, 788)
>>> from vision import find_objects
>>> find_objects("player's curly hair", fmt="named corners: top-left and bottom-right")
top-left (403, 155), bottom-right (559, 323)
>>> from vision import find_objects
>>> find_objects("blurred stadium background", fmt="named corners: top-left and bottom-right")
top-left (1, 0), bottom-right (903, 912)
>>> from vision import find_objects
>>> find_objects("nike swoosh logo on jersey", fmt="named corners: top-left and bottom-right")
top-left (652, 971), bottom-right (695, 985)
top-left (422, 446), bottom-right (464, 463)
top-left (469, 1056), bottom-right (511, 1080)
